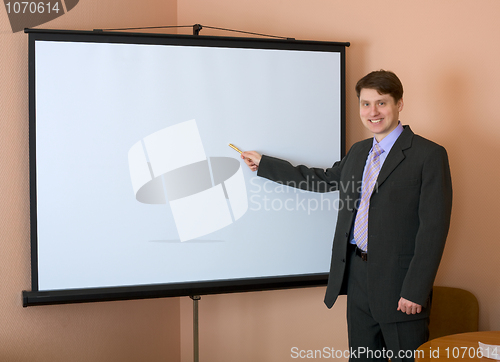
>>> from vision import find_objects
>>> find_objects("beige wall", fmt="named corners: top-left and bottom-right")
top-left (2, 0), bottom-right (500, 361)
top-left (0, 1), bottom-right (181, 361)
top-left (177, 0), bottom-right (500, 361)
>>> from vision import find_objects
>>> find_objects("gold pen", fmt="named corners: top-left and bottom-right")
top-left (228, 143), bottom-right (243, 154)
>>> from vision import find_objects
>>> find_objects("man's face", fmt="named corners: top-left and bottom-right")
top-left (359, 88), bottom-right (403, 142)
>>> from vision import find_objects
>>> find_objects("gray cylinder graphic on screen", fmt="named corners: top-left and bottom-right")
top-left (128, 119), bottom-right (248, 241)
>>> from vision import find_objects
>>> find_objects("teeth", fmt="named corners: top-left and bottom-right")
top-left (371, 119), bottom-right (382, 123)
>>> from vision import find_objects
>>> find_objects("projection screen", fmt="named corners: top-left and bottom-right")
top-left (23, 29), bottom-right (348, 306)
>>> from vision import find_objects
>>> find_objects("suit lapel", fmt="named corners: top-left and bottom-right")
top-left (348, 139), bottom-right (372, 199)
top-left (354, 140), bottom-right (372, 177)
top-left (376, 125), bottom-right (414, 188)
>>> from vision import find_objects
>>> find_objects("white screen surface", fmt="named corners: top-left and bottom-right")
top-left (33, 35), bottom-right (343, 294)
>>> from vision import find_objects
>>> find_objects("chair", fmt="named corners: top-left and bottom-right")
top-left (428, 286), bottom-right (479, 340)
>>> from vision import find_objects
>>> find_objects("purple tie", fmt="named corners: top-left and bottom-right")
top-left (353, 143), bottom-right (384, 252)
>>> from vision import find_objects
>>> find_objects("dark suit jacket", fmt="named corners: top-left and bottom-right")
top-left (257, 126), bottom-right (452, 323)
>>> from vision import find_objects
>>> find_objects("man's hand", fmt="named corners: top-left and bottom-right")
top-left (241, 151), bottom-right (262, 172)
top-left (397, 297), bottom-right (422, 315)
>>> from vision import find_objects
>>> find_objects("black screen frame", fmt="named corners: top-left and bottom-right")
top-left (23, 28), bottom-right (348, 307)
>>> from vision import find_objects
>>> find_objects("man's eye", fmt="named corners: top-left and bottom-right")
top-left (379, 102), bottom-right (385, 106)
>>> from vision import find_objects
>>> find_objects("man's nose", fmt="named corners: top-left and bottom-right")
top-left (369, 104), bottom-right (379, 115)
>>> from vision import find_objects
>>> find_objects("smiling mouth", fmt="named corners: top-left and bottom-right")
top-left (370, 119), bottom-right (383, 124)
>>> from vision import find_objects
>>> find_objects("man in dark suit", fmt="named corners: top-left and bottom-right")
top-left (241, 70), bottom-right (452, 361)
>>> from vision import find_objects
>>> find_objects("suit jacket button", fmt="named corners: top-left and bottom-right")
top-left (345, 232), bottom-right (349, 237)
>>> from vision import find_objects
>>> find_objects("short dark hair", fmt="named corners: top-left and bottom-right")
top-left (355, 70), bottom-right (403, 102)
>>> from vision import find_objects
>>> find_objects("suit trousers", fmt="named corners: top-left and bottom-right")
top-left (346, 243), bottom-right (429, 362)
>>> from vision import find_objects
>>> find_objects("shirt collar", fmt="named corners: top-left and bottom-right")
top-left (372, 121), bottom-right (404, 153)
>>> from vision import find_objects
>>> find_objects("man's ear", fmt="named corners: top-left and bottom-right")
top-left (398, 98), bottom-right (404, 112)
